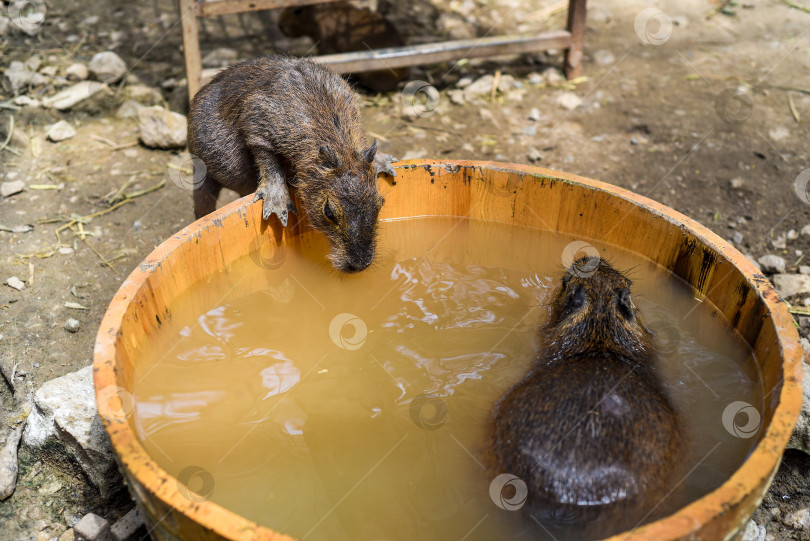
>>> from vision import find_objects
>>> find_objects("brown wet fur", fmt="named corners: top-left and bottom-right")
top-left (489, 257), bottom-right (686, 538)
top-left (278, 3), bottom-right (406, 92)
top-left (188, 54), bottom-right (385, 273)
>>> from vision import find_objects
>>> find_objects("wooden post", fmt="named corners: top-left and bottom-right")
top-left (178, 0), bottom-right (202, 101)
top-left (564, 0), bottom-right (587, 79)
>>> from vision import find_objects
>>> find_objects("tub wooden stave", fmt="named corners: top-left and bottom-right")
top-left (93, 160), bottom-right (803, 541)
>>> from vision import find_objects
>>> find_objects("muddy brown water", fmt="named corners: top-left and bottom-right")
top-left (131, 217), bottom-right (761, 540)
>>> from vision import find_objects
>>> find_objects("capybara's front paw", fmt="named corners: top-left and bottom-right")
top-left (253, 182), bottom-right (298, 226)
top-left (375, 152), bottom-right (398, 177)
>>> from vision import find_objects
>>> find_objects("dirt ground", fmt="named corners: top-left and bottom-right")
top-left (1, 0), bottom-right (809, 539)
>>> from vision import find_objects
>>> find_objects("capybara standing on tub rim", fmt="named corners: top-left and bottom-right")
top-left (187, 54), bottom-right (398, 273)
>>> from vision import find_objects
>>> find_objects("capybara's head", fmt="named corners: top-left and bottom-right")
top-left (546, 257), bottom-right (654, 360)
top-left (298, 140), bottom-right (383, 273)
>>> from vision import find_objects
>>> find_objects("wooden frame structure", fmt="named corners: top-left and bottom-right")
top-left (178, 0), bottom-right (587, 100)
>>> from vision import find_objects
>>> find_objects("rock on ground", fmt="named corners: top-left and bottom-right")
top-left (1, 181), bottom-right (25, 197)
top-left (6, 276), bottom-right (25, 290)
top-left (73, 513), bottom-right (110, 541)
top-left (89, 51), bottom-right (127, 83)
top-left (0, 425), bottom-right (24, 500)
top-left (201, 47), bottom-right (238, 68)
top-left (4, 60), bottom-right (48, 94)
top-left (116, 100), bottom-right (145, 119)
top-left (43, 81), bottom-right (104, 110)
top-left (137, 106), bottom-right (187, 149)
top-left (556, 91), bottom-right (583, 110)
top-left (66, 63), bottom-right (89, 81)
top-left (772, 274), bottom-right (810, 299)
top-left (758, 254), bottom-right (787, 274)
top-left (47, 120), bottom-right (77, 142)
top-left (787, 361), bottom-right (810, 454)
top-left (22, 366), bottom-right (121, 499)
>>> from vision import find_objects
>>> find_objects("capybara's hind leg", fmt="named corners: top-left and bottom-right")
top-left (193, 176), bottom-right (223, 219)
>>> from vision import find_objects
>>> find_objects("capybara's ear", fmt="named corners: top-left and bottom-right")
top-left (616, 288), bottom-right (635, 321)
top-left (319, 145), bottom-right (341, 169)
top-left (363, 139), bottom-right (378, 163)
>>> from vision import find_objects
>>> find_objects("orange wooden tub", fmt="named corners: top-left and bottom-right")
top-left (93, 160), bottom-right (803, 541)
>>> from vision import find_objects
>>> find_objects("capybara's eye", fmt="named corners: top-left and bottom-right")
top-left (323, 199), bottom-right (337, 223)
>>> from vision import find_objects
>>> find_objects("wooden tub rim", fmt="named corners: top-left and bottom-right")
top-left (93, 159), bottom-right (803, 541)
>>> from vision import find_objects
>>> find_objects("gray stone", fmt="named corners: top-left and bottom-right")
top-left (64, 318), bottom-right (80, 333)
top-left (463, 74), bottom-right (494, 101)
top-left (22, 366), bottom-right (121, 498)
top-left (1, 180), bottom-right (25, 197)
top-left (73, 513), bottom-right (111, 541)
top-left (497, 74), bottom-right (516, 93)
top-left (110, 507), bottom-right (145, 541)
top-left (6, 276), bottom-right (25, 290)
top-left (138, 106), bottom-right (187, 149)
top-left (555, 91), bottom-right (582, 110)
top-left (0, 16), bottom-right (9, 36)
top-left (126, 84), bottom-right (162, 106)
top-left (447, 89), bottom-right (465, 105)
top-left (527, 72), bottom-right (544, 85)
top-left (594, 49), bottom-right (615, 65)
top-left (758, 254), bottom-right (786, 274)
top-left (65, 63), bottom-right (89, 81)
top-left (732, 232), bottom-right (744, 244)
top-left (527, 148), bottom-right (543, 163)
top-left (772, 274), bottom-right (810, 298)
top-left (115, 100), bottom-right (145, 119)
top-left (24, 55), bottom-right (41, 72)
top-left (787, 229), bottom-right (799, 240)
top-left (528, 107), bottom-right (541, 121)
top-left (522, 125), bottom-right (537, 136)
top-left (4, 60), bottom-right (47, 94)
top-left (43, 81), bottom-right (104, 110)
top-left (0, 425), bottom-right (23, 500)
top-left (455, 76), bottom-right (473, 88)
top-left (801, 224), bottom-right (810, 237)
top-left (89, 51), bottom-right (127, 83)
top-left (437, 12), bottom-right (475, 40)
top-left (740, 519), bottom-right (764, 541)
top-left (783, 507), bottom-right (810, 530)
top-left (47, 120), bottom-right (77, 142)
top-left (730, 177), bottom-right (746, 189)
top-left (787, 361), bottom-right (810, 454)
top-left (800, 266), bottom-right (810, 275)
top-left (201, 47), bottom-right (238, 68)
top-left (542, 67), bottom-right (563, 84)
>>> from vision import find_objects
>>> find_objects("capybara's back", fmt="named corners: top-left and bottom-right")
top-left (490, 258), bottom-right (686, 536)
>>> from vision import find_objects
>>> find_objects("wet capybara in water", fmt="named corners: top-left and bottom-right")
top-left (490, 257), bottom-right (685, 536)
